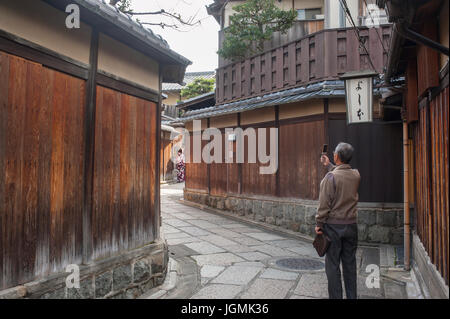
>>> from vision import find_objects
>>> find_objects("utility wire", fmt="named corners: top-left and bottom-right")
top-left (362, 0), bottom-right (388, 55)
top-left (339, 0), bottom-right (378, 72)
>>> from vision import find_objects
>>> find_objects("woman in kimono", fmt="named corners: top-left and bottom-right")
top-left (176, 149), bottom-right (185, 182)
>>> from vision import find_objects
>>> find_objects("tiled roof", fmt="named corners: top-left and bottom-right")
top-left (70, 0), bottom-right (192, 67)
top-left (175, 80), bottom-right (391, 122)
top-left (162, 71), bottom-right (216, 91)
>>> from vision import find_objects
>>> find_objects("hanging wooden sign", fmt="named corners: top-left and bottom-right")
top-left (341, 70), bottom-right (378, 124)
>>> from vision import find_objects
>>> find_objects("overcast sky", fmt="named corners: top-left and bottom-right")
top-left (130, 0), bottom-right (219, 72)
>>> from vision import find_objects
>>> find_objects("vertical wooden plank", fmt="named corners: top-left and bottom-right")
top-left (119, 93), bottom-right (130, 251)
top-left (136, 97), bottom-right (145, 244)
top-left (128, 96), bottom-right (137, 248)
top-left (216, 69), bottom-right (223, 103)
top-left (288, 43), bottom-right (296, 86)
top-left (35, 67), bottom-right (54, 279)
top-left (244, 59), bottom-right (251, 98)
top-left (369, 28), bottom-right (383, 72)
top-left (300, 38), bottom-right (310, 84)
top-left (63, 72), bottom-right (84, 265)
top-left (416, 22), bottom-right (439, 97)
top-left (83, 29), bottom-right (99, 264)
top-left (0, 52), bottom-right (9, 288)
top-left (236, 62), bottom-right (242, 99)
top-left (346, 29), bottom-right (360, 72)
top-left (21, 61), bottom-right (41, 280)
top-left (406, 58), bottom-right (419, 123)
top-left (254, 56), bottom-right (261, 95)
top-left (226, 65), bottom-right (232, 101)
top-left (50, 71), bottom-right (67, 269)
top-left (112, 89), bottom-right (122, 253)
top-left (275, 106), bottom-right (280, 197)
top-left (4, 55), bottom-right (27, 286)
top-left (92, 86), bottom-right (103, 258)
top-left (264, 52), bottom-right (272, 92)
top-left (276, 48), bottom-right (283, 89)
top-left (142, 99), bottom-right (151, 243)
top-left (324, 31), bottom-right (337, 78)
top-left (315, 32), bottom-right (324, 80)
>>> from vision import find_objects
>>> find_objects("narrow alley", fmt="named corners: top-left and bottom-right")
top-left (140, 183), bottom-right (420, 299)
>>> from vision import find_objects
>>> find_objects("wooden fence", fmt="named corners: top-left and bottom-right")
top-left (185, 112), bottom-right (403, 203)
top-left (216, 26), bottom-right (391, 104)
top-left (413, 86), bottom-right (449, 285)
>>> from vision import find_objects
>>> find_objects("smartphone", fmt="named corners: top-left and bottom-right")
top-left (321, 144), bottom-right (328, 155)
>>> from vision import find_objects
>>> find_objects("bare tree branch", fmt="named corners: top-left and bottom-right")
top-left (110, 0), bottom-right (202, 31)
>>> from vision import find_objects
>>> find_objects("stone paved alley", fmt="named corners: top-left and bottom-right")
top-left (140, 183), bottom-right (422, 299)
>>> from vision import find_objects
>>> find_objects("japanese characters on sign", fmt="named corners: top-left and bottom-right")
top-left (345, 76), bottom-right (373, 124)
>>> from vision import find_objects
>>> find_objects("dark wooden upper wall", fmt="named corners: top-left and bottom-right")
top-left (216, 26), bottom-right (391, 104)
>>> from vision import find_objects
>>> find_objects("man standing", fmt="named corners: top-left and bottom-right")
top-left (315, 142), bottom-right (360, 299)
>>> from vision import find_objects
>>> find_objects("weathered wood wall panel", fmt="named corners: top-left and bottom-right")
top-left (279, 120), bottom-right (326, 200)
top-left (241, 127), bottom-right (277, 196)
top-left (185, 135), bottom-right (208, 192)
top-left (413, 86), bottom-right (449, 285)
top-left (0, 52), bottom-right (85, 289)
top-left (161, 132), bottom-right (174, 181)
top-left (92, 86), bottom-right (157, 260)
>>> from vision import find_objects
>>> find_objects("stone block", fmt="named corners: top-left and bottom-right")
top-left (67, 277), bottom-right (94, 299)
top-left (272, 203), bottom-right (283, 219)
top-left (275, 217), bottom-right (284, 227)
top-left (299, 224), bottom-right (309, 236)
top-left (209, 196), bottom-right (217, 208)
top-left (293, 205), bottom-right (306, 223)
top-left (244, 199), bottom-right (253, 216)
top-left (217, 198), bottom-right (225, 210)
top-left (367, 225), bottom-right (391, 244)
top-left (357, 224), bottom-right (368, 242)
top-left (381, 211), bottom-right (398, 227)
top-left (139, 278), bottom-right (155, 294)
top-left (237, 199), bottom-right (245, 216)
top-left (305, 206), bottom-right (317, 225)
top-left (288, 222), bottom-right (300, 232)
top-left (95, 271), bottom-right (112, 298)
top-left (40, 286), bottom-right (66, 299)
top-left (133, 259), bottom-right (151, 283)
top-left (265, 216), bottom-right (276, 225)
top-left (113, 264), bottom-right (132, 291)
top-left (358, 210), bottom-right (377, 226)
top-left (151, 251), bottom-right (165, 274)
top-left (391, 229), bottom-right (404, 245)
top-left (154, 274), bottom-right (165, 286)
top-left (224, 198), bottom-right (232, 211)
top-left (253, 200), bottom-right (262, 214)
top-left (284, 203), bottom-right (295, 219)
top-left (124, 287), bottom-right (140, 299)
top-left (261, 201), bottom-right (274, 217)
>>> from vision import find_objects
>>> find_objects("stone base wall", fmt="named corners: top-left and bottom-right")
top-left (411, 234), bottom-right (449, 299)
top-left (184, 190), bottom-right (404, 245)
top-left (0, 239), bottom-right (168, 299)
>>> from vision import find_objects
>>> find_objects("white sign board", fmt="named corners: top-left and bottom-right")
top-left (345, 77), bottom-right (373, 124)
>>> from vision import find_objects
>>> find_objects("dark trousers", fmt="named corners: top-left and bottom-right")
top-left (323, 223), bottom-right (358, 299)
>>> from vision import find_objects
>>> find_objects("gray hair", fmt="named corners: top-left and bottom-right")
top-left (334, 142), bottom-right (354, 164)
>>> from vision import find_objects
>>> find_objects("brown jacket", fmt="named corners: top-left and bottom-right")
top-left (315, 164), bottom-right (360, 227)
